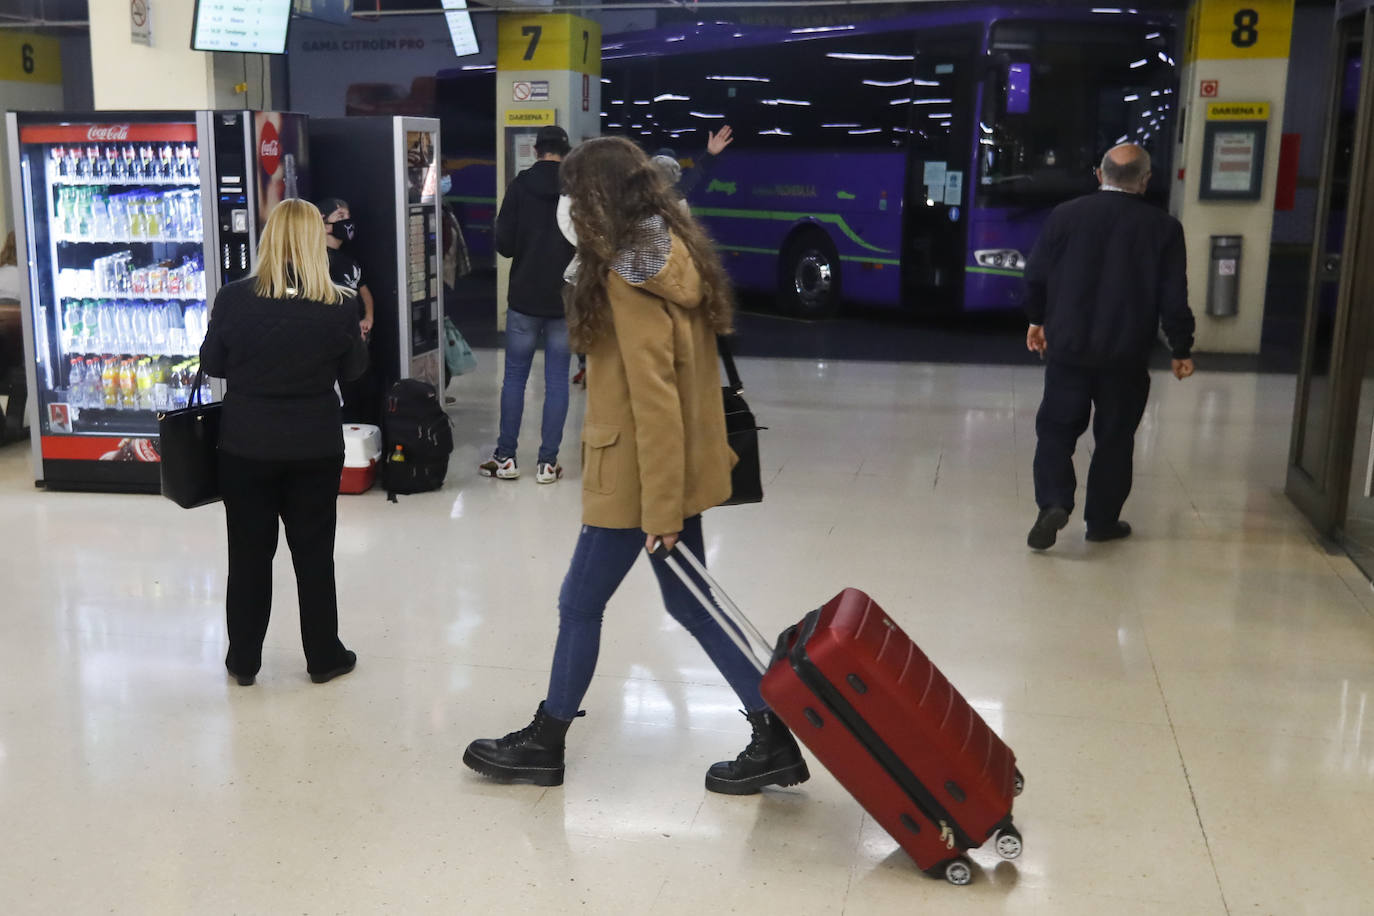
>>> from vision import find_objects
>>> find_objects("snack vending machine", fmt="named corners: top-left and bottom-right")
top-left (308, 116), bottom-right (443, 408)
top-left (6, 109), bottom-right (309, 492)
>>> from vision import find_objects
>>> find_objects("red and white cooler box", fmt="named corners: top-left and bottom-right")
top-left (341, 424), bottom-right (382, 494)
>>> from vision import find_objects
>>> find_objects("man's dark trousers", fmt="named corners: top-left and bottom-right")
top-left (1033, 361), bottom-right (1151, 527)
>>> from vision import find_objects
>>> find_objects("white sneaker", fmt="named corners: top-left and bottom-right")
top-left (479, 455), bottom-right (519, 479)
top-left (536, 462), bottom-right (563, 484)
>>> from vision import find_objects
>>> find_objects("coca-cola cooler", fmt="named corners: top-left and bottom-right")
top-left (5, 109), bottom-right (309, 492)
top-left (308, 116), bottom-right (444, 416)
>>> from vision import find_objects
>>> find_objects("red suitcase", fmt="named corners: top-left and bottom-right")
top-left (659, 546), bottom-right (1024, 886)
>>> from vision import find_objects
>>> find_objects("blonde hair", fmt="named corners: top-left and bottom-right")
top-left (253, 199), bottom-right (348, 304)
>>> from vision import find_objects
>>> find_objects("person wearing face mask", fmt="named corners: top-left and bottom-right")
top-left (318, 197), bottom-right (379, 423)
top-left (317, 198), bottom-right (375, 340)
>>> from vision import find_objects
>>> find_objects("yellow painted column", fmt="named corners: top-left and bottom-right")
top-left (494, 13), bottom-right (601, 329)
top-left (1171, 0), bottom-right (1295, 353)
top-left (0, 33), bottom-right (64, 239)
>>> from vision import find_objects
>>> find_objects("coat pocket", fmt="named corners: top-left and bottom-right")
top-left (581, 424), bottom-right (621, 495)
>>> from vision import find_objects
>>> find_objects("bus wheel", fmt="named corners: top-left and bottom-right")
top-left (779, 230), bottom-right (841, 319)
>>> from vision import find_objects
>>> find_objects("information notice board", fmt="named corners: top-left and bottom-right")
top-left (192, 0), bottom-right (293, 54)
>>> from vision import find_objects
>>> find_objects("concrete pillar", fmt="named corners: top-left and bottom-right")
top-left (494, 13), bottom-right (602, 328)
top-left (0, 33), bottom-right (64, 240)
top-left (1171, 0), bottom-right (1295, 353)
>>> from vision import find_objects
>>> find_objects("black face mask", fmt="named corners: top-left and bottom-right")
top-left (330, 219), bottom-right (356, 242)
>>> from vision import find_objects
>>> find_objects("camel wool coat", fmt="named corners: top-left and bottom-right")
top-left (580, 234), bottom-right (735, 536)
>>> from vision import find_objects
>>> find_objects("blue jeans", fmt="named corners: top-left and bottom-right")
top-left (497, 309), bottom-right (570, 466)
top-left (544, 516), bottom-right (767, 721)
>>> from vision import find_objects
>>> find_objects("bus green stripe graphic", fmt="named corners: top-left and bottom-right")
top-left (693, 206), bottom-right (892, 254)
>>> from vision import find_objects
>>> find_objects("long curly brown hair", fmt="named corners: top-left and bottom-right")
top-left (561, 136), bottom-right (733, 352)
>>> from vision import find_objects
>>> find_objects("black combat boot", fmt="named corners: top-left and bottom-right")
top-left (463, 702), bottom-right (578, 786)
top-left (705, 709), bottom-right (811, 795)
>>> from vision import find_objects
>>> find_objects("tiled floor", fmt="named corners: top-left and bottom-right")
top-left (2, 353), bottom-right (1371, 915)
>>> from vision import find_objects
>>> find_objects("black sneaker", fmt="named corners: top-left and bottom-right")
top-left (1027, 506), bottom-right (1070, 551)
top-left (1086, 520), bottom-right (1132, 543)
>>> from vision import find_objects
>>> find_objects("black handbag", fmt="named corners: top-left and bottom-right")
top-left (157, 372), bottom-right (223, 509)
top-left (719, 338), bottom-right (764, 506)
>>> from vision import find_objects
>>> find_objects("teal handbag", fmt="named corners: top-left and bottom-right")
top-left (444, 317), bottom-right (477, 376)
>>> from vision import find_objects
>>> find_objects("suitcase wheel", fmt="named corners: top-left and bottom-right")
top-left (1013, 768), bottom-right (1025, 796)
top-left (994, 824), bottom-right (1023, 860)
top-left (944, 857), bottom-right (974, 886)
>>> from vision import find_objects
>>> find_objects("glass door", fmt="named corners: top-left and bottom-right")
top-left (14, 115), bottom-right (210, 489)
top-left (1287, 12), bottom-right (1374, 534)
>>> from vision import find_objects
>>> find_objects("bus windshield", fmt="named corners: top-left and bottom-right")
top-left (978, 21), bottom-right (1177, 207)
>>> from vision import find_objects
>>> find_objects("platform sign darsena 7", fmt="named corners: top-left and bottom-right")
top-left (1189, 0), bottom-right (1294, 62)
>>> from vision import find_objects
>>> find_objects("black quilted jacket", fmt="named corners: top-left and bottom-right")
top-left (200, 278), bottom-right (368, 461)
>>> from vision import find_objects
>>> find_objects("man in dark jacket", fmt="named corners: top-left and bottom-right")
top-left (481, 125), bottom-right (576, 484)
top-left (1024, 143), bottom-right (1196, 551)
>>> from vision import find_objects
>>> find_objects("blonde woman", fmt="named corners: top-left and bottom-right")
top-left (200, 199), bottom-right (368, 687)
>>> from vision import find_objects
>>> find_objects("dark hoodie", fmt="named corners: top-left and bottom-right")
top-left (495, 159), bottom-right (575, 318)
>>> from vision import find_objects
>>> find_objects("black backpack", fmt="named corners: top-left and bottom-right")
top-left (381, 379), bottom-right (453, 500)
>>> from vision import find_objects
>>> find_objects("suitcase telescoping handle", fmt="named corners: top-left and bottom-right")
top-left (651, 542), bottom-right (774, 676)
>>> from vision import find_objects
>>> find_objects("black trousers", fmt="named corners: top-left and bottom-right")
top-left (219, 451), bottom-right (348, 676)
top-left (1033, 361), bottom-right (1150, 526)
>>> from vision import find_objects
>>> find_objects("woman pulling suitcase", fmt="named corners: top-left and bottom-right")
top-left (463, 137), bottom-right (809, 794)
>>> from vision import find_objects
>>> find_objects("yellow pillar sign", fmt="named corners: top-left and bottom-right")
top-left (504, 109), bottom-right (556, 126)
top-left (1206, 101), bottom-right (1271, 120)
top-left (497, 14), bottom-right (601, 76)
top-left (1185, 0), bottom-right (1294, 63)
top-left (0, 33), bottom-right (62, 84)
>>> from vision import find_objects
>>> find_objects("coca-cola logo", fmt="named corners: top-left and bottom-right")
top-left (259, 121), bottom-right (281, 177)
top-left (87, 125), bottom-right (130, 142)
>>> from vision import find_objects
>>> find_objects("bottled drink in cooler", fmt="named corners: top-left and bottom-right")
top-left (136, 359), bottom-right (155, 410)
top-left (101, 357), bottom-right (119, 408)
top-left (138, 144), bottom-right (155, 179)
top-left (52, 145), bottom-right (67, 179)
top-left (64, 301), bottom-right (82, 349)
top-left (68, 357), bottom-right (85, 408)
top-left (85, 357), bottom-right (102, 407)
top-left (82, 299), bottom-right (99, 351)
top-left (118, 358), bottom-right (136, 409)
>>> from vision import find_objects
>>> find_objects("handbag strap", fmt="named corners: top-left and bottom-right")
top-left (717, 335), bottom-right (743, 394)
top-left (189, 369), bottom-right (206, 407)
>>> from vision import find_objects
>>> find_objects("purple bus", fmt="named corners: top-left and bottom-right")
top-left (601, 8), bottom-right (1179, 317)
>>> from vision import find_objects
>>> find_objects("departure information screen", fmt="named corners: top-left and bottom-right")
top-left (192, 0), bottom-right (293, 55)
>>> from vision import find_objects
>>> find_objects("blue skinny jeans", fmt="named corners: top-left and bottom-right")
top-left (544, 516), bottom-right (767, 720)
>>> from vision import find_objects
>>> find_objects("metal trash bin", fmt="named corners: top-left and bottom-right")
top-left (1207, 235), bottom-right (1242, 318)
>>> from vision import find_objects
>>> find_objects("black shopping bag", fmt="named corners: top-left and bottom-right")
top-left (158, 373), bottom-right (223, 509)
top-left (719, 338), bottom-right (763, 506)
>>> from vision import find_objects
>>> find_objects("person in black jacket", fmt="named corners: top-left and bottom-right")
top-left (200, 199), bottom-right (368, 686)
top-left (481, 124), bottom-right (576, 484)
top-left (1023, 144), bottom-right (1196, 551)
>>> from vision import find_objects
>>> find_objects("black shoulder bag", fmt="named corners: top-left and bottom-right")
top-left (719, 337), bottom-right (764, 506)
top-left (157, 371), bottom-right (224, 509)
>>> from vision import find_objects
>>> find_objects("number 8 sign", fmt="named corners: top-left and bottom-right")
top-left (1192, 0), bottom-right (1294, 61)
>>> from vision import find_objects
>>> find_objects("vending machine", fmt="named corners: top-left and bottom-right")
top-left (308, 116), bottom-right (444, 412)
top-left (6, 109), bottom-right (309, 492)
